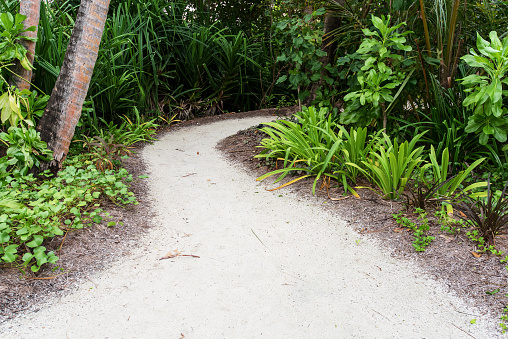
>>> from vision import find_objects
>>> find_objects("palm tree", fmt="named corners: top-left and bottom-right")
top-left (37, 0), bottom-right (111, 171)
top-left (10, 0), bottom-right (41, 91)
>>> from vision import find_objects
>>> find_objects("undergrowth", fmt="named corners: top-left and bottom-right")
top-left (0, 154), bottom-right (138, 273)
top-left (392, 208), bottom-right (435, 252)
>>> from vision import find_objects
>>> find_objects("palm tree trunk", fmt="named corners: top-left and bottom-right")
top-left (10, 0), bottom-right (41, 91)
top-left (37, 0), bottom-right (110, 172)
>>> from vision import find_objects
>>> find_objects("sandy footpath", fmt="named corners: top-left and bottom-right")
top-left (0, 116), bottom-right (501, 338)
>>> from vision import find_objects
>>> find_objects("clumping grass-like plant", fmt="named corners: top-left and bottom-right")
top-left (404, 178), bottom-right (446, 210)
top-left (336, 125), bottom-right (382, 183)
top-left (449, 176), bottom-right (508, 245)
top-left (255, 106), bottom-right (345, 194)
top-left (406, 145), bottom-right (487, 211)
top-left (81, 133), bottom-right (131, 171)
top-left (347, 132), bottom-right (425, 199)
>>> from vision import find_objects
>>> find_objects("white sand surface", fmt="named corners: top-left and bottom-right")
top-left (0, 116), bottom-right (501, 338)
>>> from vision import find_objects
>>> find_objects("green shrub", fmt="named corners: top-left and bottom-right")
top-left (460, 32), bottom-right (508, 146)
top-left (341, 14), bottom-right (413, 129)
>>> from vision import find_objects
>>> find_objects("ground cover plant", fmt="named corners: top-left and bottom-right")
top-left (392, 208), bottom-right (434, 252)
top-left (0, 154), bottom-right (137, 273)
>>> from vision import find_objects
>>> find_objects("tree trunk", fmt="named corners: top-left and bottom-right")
top-left (10, 0), bottom-right (41, 91)
top-left (304, 9), bottom-right (341, 106)
top-left (37, 0), bottom-right (110, 172)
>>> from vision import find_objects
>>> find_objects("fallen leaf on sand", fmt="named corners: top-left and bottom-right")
top-left (160, 249), bottom-right (200, 260)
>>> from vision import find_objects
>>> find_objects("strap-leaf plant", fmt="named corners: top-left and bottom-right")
top-left (459, 32), bottom-right (508, 147)
top-left (341, 15), bottom-right (412, 130)
top-left (346, 132), bottom-right (425, 200)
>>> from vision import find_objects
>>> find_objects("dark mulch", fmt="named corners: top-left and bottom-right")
top-left (216, 124), bottom-right (508, 322)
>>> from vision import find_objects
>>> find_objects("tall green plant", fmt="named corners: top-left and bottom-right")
top-left (459, 32), bottom-right (508, 146)
top-left (336, 125), bottom-right (381, 183)
top-left (0, 12), bottom-right (38, 127)
top-left (33, 0), bottom-right (268, 129)
top-left (341, 14), bottom-right (412, 130)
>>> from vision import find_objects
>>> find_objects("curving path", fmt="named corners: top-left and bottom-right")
top-left (0, 116), bottom-right (500, 338)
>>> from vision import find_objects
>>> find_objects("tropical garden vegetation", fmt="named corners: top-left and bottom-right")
top-left (1, 0), bottom-right (508, 331)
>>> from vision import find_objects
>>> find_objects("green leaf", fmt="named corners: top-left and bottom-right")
top-left (371, 15), bottom-right (385, 33)
top-left (493, 126), bottom-right (507, 142)
top-left (1, 252), bottom-right (16, 263)
top-left (22, 252), bottom-right (33, 262)
top-left (314, 7), bottom-right (326, 16)
top-left (0, 13), bottom-right (13, 31)
top-left (491, 80), bottom-right (502, 103)
top-left (276, 75), bottom-right (287, 84)
top-left (483, 124), bottom-right (494, 135)
top-left (479, 132), bottom-right (489, 145)
top-left (9, 93), bottom-right (21, 119)
top-left (461, 54), bottom-right (484, 68)
top-left (490, 31), bottom-right (502, 50)
top-left (26, 235), bottom-right (43, 248)
top-left (0, 231), bottom-right (9, 243)
top-left (0, 93), bottom-right (11, 123)
top-left (486, 288), bottom-right (500, 295)
top-left (476, 33), bottom-right (490, 56)
top-left (5, 244), bottom-right (18, 253)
